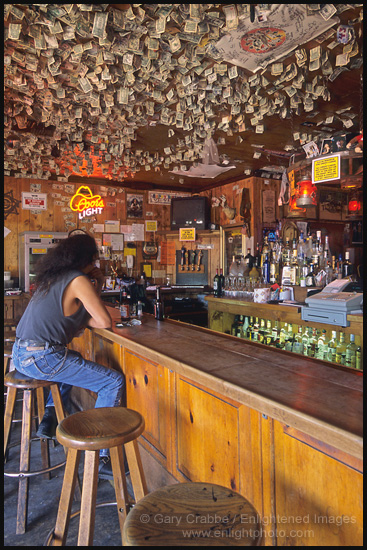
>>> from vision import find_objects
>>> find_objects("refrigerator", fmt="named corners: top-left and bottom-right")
top-left (19, 231), bottom-right (69, 292)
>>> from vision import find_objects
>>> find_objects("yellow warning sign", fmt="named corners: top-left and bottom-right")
top-left (179, 228), bottom-right (196, 241)
top-left (312, 154), bottom-right (340, 184)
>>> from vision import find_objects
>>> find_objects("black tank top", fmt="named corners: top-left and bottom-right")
top-left (16, 270), bottom-right (90, 345)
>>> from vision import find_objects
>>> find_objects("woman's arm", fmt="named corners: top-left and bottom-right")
top-left (70, 275), bottom-right (112, 329)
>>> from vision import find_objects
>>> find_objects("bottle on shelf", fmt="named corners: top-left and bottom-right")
top-left (345, 334), bottom-right (358, 368)
top-left (292, 326), bottom-right (304, 354)
top-left (284, 323), bottom-right (294, 351)
top-left (290, 250), bottom-right (298, 285)
top-left (236, 315), bottom-right (244, 338)
top-left (264, 319), bottom-right (274, 346)
top-left (213, 268), bottom-right (220, 297)
top-left (249, 257), bottom-right (261, 280)
top-left (154, 286), bottom-right (164, 321)
top-left (316, 330), bottom-right (327, 360)
top-left (306, 328), bottom-right (318, 358)
top-left (269, 249), bottom-right (278, 284)
top-left (327, 330), bottom-right (338, 363)
top-left (261, 236), bottom-right (270, 269)
top-left (258, 318), bottom-right (266, 343)
top-left (262, 253), bottom-right (270, 284)
top-left (271, 321), bottom-right (280, 347)
top-left (335, 332), bottom-right (346, 365)
top-left (219, 268), bottom-right (225, 297)
top-left (252, 317), bottom-right (260, 341)
top-left (337, 254), bottom-right (343, 279)
top-left (342, 251), bottom-right (353, 277)
top-left (305, 261), bottom-right (316, 287)
top-left (246, 316), bottom-right (254, 340)
top-left (355, 347), bottom-right (362, 370)
top-left (244, 248), bottom-right (254, 271)
top-left (302, 326), bottom-right (312, 356)
top-left (278, 323), bottom-right (289, 349)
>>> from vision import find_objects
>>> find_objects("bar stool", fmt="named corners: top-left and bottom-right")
top-left (4, 370), bottom-right (66, 535)
top-left (49, 406), bottom-right (148, 546)
top-left (122, 482), bottom-right (262, 546)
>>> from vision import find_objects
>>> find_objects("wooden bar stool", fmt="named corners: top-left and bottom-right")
top-left (122, 482), bottom-right (262, 546)
top-left (50, 406), bottom-right (148, 546)
top-left (4, 370), bottom-right (66, 535)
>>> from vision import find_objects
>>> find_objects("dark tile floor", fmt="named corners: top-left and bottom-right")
top-left (4, 396), bottom-right (131, 546)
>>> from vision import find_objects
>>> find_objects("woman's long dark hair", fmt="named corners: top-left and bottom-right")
top-left (34, 234), bottom-right (98, 294)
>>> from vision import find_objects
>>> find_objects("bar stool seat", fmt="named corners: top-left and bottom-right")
top-left (4, 370), bottom-right (66, 535)
top-left (122, 482), bottom-right (262, 546)
top-left (49, 406), bottom-right (148, 546)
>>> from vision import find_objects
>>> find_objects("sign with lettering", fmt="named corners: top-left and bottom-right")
top-left (69, 186), bottom-right (105, 219)
top-left (22, 192), bottom-right (47, 210)
top-left (312, 154), bottom-right (340, 184)
top-left (179, 228), bottom-right (196, 241)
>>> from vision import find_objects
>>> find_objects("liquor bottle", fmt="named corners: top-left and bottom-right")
top-left (249, 256), bottom-right (261, 280)
top-left (281, 253), bottom-right (292, 286)
top-left (335, 332), bottom-right (346, 364)
top-left (316, 330), bottom-right (327, 360)
top-left (244, 248), bottom-right (254, 271)
top-left (236, 315), bottom-right (244, 338)
top-left (278, 323), bottom-right (288, 349)
top-left (242, 315), bottom-right (249, 336)
top-left (213, 268), bottom-right (220, 297)
top-left (252, 317), bottom-right (260, 341)
top-left (231, 315), bottom-right (239, 336)
top-left (284, 323), bottom-right (294, 351)
top-left (219, 268), bottom-right (225, 297)
top-left (342, 251), bottom-right (353, 277)
top-left (120, 287), bottom-right (130, 321)
top-left (302, 327), bottom-right (312, 356)
top-left (324, 235), bottom-right (331, 263)
top-left (345, 334), bottom-right (358, 368)
top-left (262, 253), bottom-right (270, 284)
top-left (327, 331), bottom-right (338, 362)
top-left (307, 328), bottom-right (318, 358)
top-left (271, 321), bottom-right (280, 347)
top-left (355, 347), bottom-right (362, 370)
top-left (258, 318), bottom-right (266, 343)
top-left (297, 233), bottom-right (305, 263)
top-left (292, 326), bottom-right (304, 354)
top-left (246, 316), bottom-right (254, 340)
top-left (290, 249), bottom-right (298, 285)
top-left (264, 319), bottom-right (273, 346)
top-left (261, 236), bottom-right (270, 269)
top-left (154, 286), bottom-right (164, 320)
top-left (269, 250), bottom-right (277, 284)
top-left (305, 262), bottom-right (315, 287)
top-left (325, 256), bottom-right (334, 285)
top-left (331, 255), bottom-right (338, 280)
top-left (337, 254), bottom-right (343, 279)
top-left (282, 238), bottom-right (291, 265)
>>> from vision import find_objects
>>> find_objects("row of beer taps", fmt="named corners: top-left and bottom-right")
top-left (180, 246), bottom-right (203, 271)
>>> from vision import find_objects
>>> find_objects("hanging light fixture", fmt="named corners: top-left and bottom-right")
top-left (287, 194), bottom-right (307, 218)
top-left (347, 192), bottom-right (362, 218)
top-left (295, 177), bottom-right (317, 207)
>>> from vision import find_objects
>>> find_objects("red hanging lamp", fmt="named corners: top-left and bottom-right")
top-left (295, 178), bottom-right (317, 207)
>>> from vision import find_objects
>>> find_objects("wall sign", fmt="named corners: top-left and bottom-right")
top-left (312, 154), bottom-right (340, 184)
top-left (179, 228), bottom-right (196, 241)
top-left (69, 185), bottom-right (105, 219)
top-left (22, 192), bottom-right (47, 210)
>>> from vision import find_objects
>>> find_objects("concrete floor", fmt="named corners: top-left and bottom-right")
top-left (4, 396), bottom-right (131, 546)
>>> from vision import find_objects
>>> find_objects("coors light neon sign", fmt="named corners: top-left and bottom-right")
top-left (70, 186), bottom-right (105, 219)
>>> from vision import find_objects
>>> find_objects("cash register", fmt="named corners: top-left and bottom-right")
top-left (301, 278), bottom-right (363, 327)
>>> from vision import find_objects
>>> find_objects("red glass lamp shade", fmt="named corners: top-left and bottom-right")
top-left (348, 197), bottom-right (361, 214)
top-left (295, 179), bottom-right (317, 207)
top-left (287, 194), bottom-right (306, 217)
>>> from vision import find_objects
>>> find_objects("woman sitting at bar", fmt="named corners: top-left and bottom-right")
top-left (12, 233), bottom-right (124, 479)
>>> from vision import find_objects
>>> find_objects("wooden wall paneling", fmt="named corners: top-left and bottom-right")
top-left (124, 350), bottom-right (168, 463)
top-left (175, 375), bottom-right (240, 491)
top-left (273, 419), bottom-right (363, 546)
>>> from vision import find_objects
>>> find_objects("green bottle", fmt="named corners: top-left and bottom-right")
top-left (327, 331), bottom-right (338, 363)
top-left (345, 334), bottom-right (358, 368)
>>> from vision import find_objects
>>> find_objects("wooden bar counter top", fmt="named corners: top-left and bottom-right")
top-left (98, 308), bottom-right (363, 459)
top-left (71, 307), bottom-right (363, 546)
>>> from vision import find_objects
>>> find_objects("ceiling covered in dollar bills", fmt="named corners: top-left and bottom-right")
top-left (4, 4), bottom-right (363, 192)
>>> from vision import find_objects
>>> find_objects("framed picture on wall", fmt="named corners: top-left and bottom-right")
top-left (126, 193), bottom-right (143, 219)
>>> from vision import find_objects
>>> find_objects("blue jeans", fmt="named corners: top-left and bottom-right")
top-left (12, 338), bottom-right (125, 456)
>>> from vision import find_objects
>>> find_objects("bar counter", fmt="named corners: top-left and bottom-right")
top-left (70, 306), bottom-right (363, 546)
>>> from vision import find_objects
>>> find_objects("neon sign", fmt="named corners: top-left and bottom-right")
top-left (70, 186), bottom-right (105, 219)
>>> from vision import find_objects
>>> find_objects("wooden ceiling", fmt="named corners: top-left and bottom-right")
top-left (4, 4), bottom-right (363, 193)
